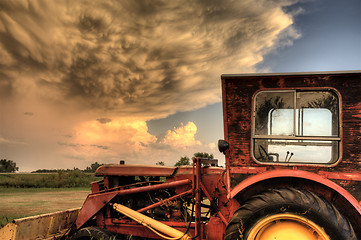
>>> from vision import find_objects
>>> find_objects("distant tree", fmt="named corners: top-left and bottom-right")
top-left (0, 159), bottom-right (19, 173)
top-left (193, 152), bottom-right (214, 166)
top-left (174, 156), bottom-right (190, 167)
top-left (193, 152), bottom-right (214, 159)
top-left (84, 162), bottom-right (103, 172)
top-left (32, 169), bottom-right (58, 173)
top-left (32, 169), bottom-right (77, 173)
top-left (156, 161), bottom-right (165, 166)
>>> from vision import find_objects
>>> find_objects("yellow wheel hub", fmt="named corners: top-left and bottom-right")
top-left (247, 213), bottom-right (330, 240)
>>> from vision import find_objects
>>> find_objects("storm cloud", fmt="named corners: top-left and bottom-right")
top-left (0, 0), bottom-right (301, 171)
top-left (0, 0), bottom-right (299, 118)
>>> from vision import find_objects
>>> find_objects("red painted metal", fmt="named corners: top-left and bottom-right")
top-left (75, 179), bottom-right (191, 230)
top-left (318, 170), bottom-right (361, 181)
top-left (228, 169), bottom-right (361, 213)
top-left (90, 180), bottom-right (101, 193)
top-left (250, 86), bottom-right (344, 168)
top-left (96, 164), bottom-right (177, 177)
top-left (194, 158), bottom-right (202, 240)
top-left (75, 191), bottom-right (118, 229)
top-left (205, 216), bottom-right (226, 240)
top-left (136, 189), bottom-right (193, 213)
top-left (221, 72), bottom-right (361, 236)
top-left (200, 182), bottom-right (227, 225)
top-left (230, 166), bottom-right (267, 174)
top-left (221, 72), bottom-right (361, 175)
top-left (70, 72), bottom-right (361, 240)
top-left (105, 218), bottom-right (196, 239)
top-left (228, 169), bottom-right (361, 236)
top-left (230, 167), bottom-right (361, 181)
top-left (90, 179), bottom-right (191, 197)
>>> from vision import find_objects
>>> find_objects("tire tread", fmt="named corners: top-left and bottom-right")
top-left (224, 188), bottom-right (356, 240)
top-left (70, 226), bottom-right (113, 240)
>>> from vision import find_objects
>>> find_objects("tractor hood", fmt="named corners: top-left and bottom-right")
top-left (95, 164), bottom-right (177, 177)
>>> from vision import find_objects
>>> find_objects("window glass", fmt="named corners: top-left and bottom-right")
top-left (254, 91), bottom-right (294, 136)
top-left (297, 91), bottom-right (339, 137)
top-left (253, 90), bottom-right (340, 165)
top-left (254, 139), bottom-right (338, 164)
top-left (269, 109), bottom-right (293, 136)
top-left (299, 109), bottom-right (332, 136)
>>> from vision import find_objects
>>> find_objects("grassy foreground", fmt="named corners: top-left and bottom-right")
top-left (0, 172), bottom-right (100, 228)
top-left (0, 187), bottom-right (91, 228)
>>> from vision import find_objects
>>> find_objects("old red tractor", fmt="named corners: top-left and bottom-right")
top-left (2, 71), bottom-right (361, 240)
top-left (67, 71), bottom-right (361, 240)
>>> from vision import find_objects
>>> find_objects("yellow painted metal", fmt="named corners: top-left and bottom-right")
top-left (112, 203), bottom-right (191, 240)
top-left (0, 208), bottom-right (80, 240)
top-left (247, 213), bottom-right (330, 240)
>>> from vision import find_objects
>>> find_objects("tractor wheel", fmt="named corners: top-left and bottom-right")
top-left (224, 188), bottom-right (357, 240)
top-left (70, 226), bottom-right (113, 240)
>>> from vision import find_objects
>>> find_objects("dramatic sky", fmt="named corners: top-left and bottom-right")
top-left (0, 0), bottom-right (360, 172)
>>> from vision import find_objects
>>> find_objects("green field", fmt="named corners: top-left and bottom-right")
top-left (0, 187), bottom-right (91, 228)
top-left (0, 171), bottom-right (101, 188)
top-left (0, 172), bottom-right (100, 228)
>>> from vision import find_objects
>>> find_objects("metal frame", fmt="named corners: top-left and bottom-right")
top-left (75, 179), bottom-right (192, 230)
top-left (251, 87), bottom-right (342, 166)
top-left (221, 70), bottom-right (361, 78)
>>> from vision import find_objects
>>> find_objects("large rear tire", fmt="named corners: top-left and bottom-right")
top-left (224, 188), bottom-right (356, 240)
top-left (70, 226), bottom-right (113, 240)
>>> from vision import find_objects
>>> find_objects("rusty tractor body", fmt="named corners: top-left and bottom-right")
top-left (1, 71), bottom-right (361, 240)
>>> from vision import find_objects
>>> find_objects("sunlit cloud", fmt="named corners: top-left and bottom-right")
top-left (0, 0), bottom-right (301, 171)
top-left (73, 118), bottom-right (157, 151)
top-left (163, 122), bottom-right (201, 149)
top-left (208, 142), bottom-right (217, 151)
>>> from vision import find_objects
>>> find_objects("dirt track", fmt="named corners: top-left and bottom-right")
top-left (0, 190), bottom-right (90, 217)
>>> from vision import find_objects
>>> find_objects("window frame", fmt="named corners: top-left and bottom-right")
top-left (251, 88), bottom-right (342, 166)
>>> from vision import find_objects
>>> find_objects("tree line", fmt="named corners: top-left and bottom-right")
top-left (1, 152), bottom-right (215, 173)
top-left (32, 162), bottom-right (104, 173)
top-left (0, 159), bottom-right (103, 173)
top-left (156, 152), bottom-right (214, 167)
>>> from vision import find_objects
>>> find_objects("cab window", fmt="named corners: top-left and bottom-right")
top-left (253, 90), bottom-right (340, 164)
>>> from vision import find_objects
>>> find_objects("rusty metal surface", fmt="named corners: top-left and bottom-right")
top-left (136, 189), bottom-right (193, 214)
top-left (75, 191), bottom-right (118, 230)
top-left (94, 161), bottom-right (228, 240)
top-left (200, 182), bottom-right (227, 225)
top-left (0, 208), bottom-right (79, 240)
top-left (95, 164), bottom-right (225, 179)
top-left (205, 216), bottom-right (225, 240)
top-left (104, 218), bottom-right (196, 239)
top-left (228, 169), bottom-right (361, 212)
top-left (222, 71), bottom-right (361, 237)
top-left (227, 169), bottom-right (361, 237)
top-left (112, 203), bottom-right (192, 240)
top-left (95, 164), bottom-right (177, 177)
top-left (78, 158), bottom-right (229, 239)
top-left (221, 72), bottom-right (361, 186)
top-left (75, 179), bottom-right (192, 230)
top-left (194, 158), bottom-right (202, 240)
top-left (69, 72), bottom-right (361, 239)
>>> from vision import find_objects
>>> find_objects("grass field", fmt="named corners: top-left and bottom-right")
top-left (0, 172), bottom-right (100, 227)
top-left (0, 187), bottom-right (90, 228)
top-left (0, 172), bottom-right (99, 228)
top-left (0, 171), bottom-right (101, 188)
